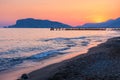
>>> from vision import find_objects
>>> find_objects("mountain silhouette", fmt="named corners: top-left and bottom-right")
top-left (6, 17), bottom-right (120, 28)
top-left (77, 17), bottom-right (120, 28)
top-left (8, 18), bottom-right (72, 28)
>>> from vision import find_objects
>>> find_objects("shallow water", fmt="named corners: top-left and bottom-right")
top-left (0, 28), bottom-right (120, 72)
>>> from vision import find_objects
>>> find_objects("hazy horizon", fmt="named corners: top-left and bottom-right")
top-left (1, 17), bottom-right (120, 28)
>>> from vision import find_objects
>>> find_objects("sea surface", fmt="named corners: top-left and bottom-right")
top-left (0, 28), bottom-right (120, 72)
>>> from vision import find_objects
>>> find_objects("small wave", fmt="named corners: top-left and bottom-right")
top-left (0, 57), bottom-right (24, 71)
top-left (41, 36), bottom-right (86, 42)
top-left (81, 41), bottom-right (89, 46)
top-left (0, 47), bottom-right (70, 72)
top-left (0, 36), bottom-right (91, 72)
top-left (27, 47), bottom-right (70, 60)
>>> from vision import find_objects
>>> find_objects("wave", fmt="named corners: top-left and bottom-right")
top-left (0, 36), bottom-right (104, 72)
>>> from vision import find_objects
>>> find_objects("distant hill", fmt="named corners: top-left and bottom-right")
top-left (77, 17), bottom-right (120, 28)
top-left (8, 18), bottom-right (72, 28)
top-left (5, 17), bottom-right (120, 28)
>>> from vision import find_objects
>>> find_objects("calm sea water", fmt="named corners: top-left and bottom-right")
top-left (0, 28), bottom-right (120, 72)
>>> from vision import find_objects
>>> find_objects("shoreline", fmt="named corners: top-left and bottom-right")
top-left (48, 37), bottom-right (120, 80)
top-left (0, 38), bottom-right (104, 80)
top-left (27, 37), bottom-right (120, 80)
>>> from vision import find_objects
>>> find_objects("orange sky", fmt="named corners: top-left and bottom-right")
top-left (0, 0), bottom-right (120, 26)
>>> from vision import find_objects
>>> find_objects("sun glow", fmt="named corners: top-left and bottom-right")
top-left (92, 16), bottom-right (107, 23)
top-left (0, 0), bottom-right (120, 26)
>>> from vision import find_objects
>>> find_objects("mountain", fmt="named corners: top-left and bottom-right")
top-left (5, 17), bottom-right (120, 28)
top-left (8, 18), bottom-right (72, 28)
top-left (77, 17), bottom-right (120, 28)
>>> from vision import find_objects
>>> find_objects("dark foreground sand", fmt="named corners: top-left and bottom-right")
top-left (21, 37), bottom-right (120, 80)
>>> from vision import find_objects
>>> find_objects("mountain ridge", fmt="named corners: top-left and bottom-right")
top-left (78, 17), bottom-right (120, 28)
top-left (5, 17), bottom-right (120, 28)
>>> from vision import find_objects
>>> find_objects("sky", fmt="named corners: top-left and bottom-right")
top-left (0, 0), bottom-right (120, 26)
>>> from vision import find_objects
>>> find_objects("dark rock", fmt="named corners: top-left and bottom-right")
top-left (21, 73), bottom-right (29, 80)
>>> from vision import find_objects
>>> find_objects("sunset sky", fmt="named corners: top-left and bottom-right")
top-left (0, 0), bottom-right (120, 26)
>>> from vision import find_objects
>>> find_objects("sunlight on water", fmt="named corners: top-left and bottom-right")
top-left (0, 28), bottom-right (120, 71)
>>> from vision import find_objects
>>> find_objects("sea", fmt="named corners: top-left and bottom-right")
top-left (0, 28), bottom-right (120, 72)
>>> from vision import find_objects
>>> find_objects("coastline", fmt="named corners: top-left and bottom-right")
top-left (0, 37), bottom-right (104, 80)
top-left (48, 37), bottom-right (120, 80)
top-left (27, 37), bottom-right (120, 80)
